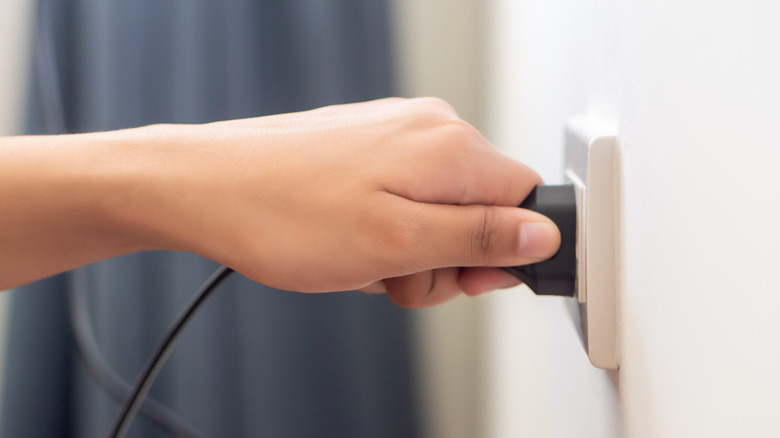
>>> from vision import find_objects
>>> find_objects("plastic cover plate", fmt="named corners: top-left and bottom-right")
top-left (564, 117), bottom-right (620, 370)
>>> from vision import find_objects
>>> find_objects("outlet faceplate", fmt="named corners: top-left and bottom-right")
top-left (565, 117), bottom-right (621, 370)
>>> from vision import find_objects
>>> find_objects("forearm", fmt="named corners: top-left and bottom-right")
top-left (0, 129), bottom-right (158, 289)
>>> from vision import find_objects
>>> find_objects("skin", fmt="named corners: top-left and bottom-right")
top-left (0, 97), bottom-right (560, 308)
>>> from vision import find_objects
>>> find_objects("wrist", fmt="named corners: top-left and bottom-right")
top-left (61, 129), bottom-right (160, 255)
top-left (84, 125), bottom-right (184, 254)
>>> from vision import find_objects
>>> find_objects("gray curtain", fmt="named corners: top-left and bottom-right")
top-left (1, 1), bottom-right (421, 437)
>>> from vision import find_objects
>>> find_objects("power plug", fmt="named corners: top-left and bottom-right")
top-left (504, 185), bottom-right (577, 297)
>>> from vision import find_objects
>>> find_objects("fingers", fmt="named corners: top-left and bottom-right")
top-left (383, 143), bottom-right (542, 207)
top-left (434, 143), bottom-right (543, 207)
top-left (366, 200), bottom-right (558, 308)
top-left (387, 201), bottom-right (561, 272)
top-left (382, 267), bottom-right (523, 308)
top-left (458, 267), bottom-right (521, 296)
top-left (385, 268), bottom-right (462, 308)
top-left (377, 99), bottom-right (542, 207)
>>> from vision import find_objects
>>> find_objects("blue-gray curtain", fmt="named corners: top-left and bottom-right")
top-left (0, 1), bottom-right (420, 437)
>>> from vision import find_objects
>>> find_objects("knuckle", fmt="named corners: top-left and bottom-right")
top-left (435, 118), bottom-right (481, 149)
top-left (470, 208), bottom-right (501, 265)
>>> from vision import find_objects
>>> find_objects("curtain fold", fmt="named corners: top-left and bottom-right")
top-left (1, 1), bottom-right (420, 437)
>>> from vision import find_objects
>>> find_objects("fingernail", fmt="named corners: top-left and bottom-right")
top-left (518, 222), bottom-right (559, 259)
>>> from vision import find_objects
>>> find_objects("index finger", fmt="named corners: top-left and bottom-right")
top-left (382, 133), bottom-right (543, 208)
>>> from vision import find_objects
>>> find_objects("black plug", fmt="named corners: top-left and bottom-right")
top-left (504, 185), bottom-right (577, 296)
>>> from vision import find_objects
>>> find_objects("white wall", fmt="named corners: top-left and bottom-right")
top-left (483, 0), bottom-right (780, 437)
top-left (617, 2), bottom-right (780, 436)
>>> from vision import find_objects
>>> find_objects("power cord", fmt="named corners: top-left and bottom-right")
top-left (108, 265), bottom-right (234, 438)
top-left (69, 271), bottom-right (207, 438)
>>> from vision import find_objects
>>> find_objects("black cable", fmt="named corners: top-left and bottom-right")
top-left (109, 265), bottom-right (235, 438)
top-left (69, 271), bottom-right (208, 438)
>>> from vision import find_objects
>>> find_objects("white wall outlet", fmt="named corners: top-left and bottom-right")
top-left (564, 117), bottom-right (621, 370)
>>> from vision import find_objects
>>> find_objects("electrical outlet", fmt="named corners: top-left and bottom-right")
top-left (564, 116), bottom-right (621, 370)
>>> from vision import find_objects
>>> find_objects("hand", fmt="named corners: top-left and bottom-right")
top-left (0, 97), bottom-right (559, 307)
top-left (127, 97), bottom-right (560, 307)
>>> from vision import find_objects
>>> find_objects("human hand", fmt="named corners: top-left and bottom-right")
top-left (1, 99), bottom-right (542, 309)
top-left (121, 98), bottom-right (559, 307)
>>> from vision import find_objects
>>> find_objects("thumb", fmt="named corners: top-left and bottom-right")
top-left (406, 203), bottom-right (561, 270)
